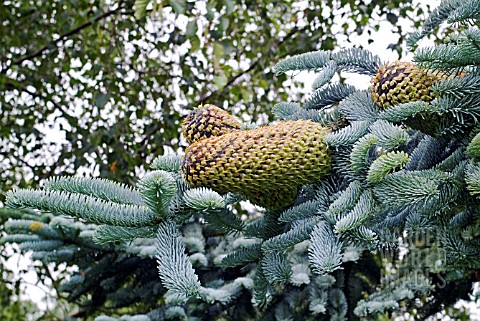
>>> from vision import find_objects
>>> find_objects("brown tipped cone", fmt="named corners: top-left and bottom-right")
top-left (181, 120), bottom-right (331, 209)
top-left (182, 104), bottom-right (241, 144)
top-left (371, 61), bottom-right (451, 135)
top-left (371, 61), bottom-right (441, 109)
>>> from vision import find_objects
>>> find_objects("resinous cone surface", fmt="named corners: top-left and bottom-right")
top-left (182, 104), bottom-right (241, 144)
top-left (371, 61), bottom-right (445, 135)
top-left (371, 61), bottom-right (440, 109)
top-left (181, 120), bottom-right (331, 209)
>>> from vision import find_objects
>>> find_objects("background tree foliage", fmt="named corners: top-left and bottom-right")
top-left (1, 0), bottom-right (430, 318)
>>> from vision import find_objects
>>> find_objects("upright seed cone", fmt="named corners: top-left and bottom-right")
top-left (182, 104), bottom-right (241, 144)
top-left (181, 120), bottom-right (331, 209)
top-left (371, 61), bottom-right (441, 109)
top-left (371, 61), bottom-right (448, 135)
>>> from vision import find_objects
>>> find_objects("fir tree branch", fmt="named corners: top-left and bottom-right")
top-left (279, 200), bottom-right (321, 223)
top-left (155, 222), bottom-right (201, 297)
top-left (6, 189), bottom-right (158, 227)
top-left (218, 244), bottom-right (262, 268)
top-left (262, 220), bottom-right (317, 253)
top-left (349, 134), bottom-right (378, 174)
top-left (93, 225), bottom-right (157, 244)
top-left (339, 90), bottom-right (379, 122)
top-left (308, 221), bottom-right (343, 275)
top-left (334, 190), bottom-right (376, 234)
top-left (448, 0), bottom-right (480, 23)
top-left (150, 154), bottom-right (183, 173)
top-left (324, 120), bottom-right (371, 146)
top-left (373, 170), bottom-right (448, 209)
top-left (465, 162), bottom-right (480, 196)
top-left (272, 102), bottom-right (302, 120)
top-left (366, 151), bottom-right (410, 184)
top-left (331, 47), bottom-right (383, 75)
top-left (326, 180), bottom-right (363, 217)
top-left (434, 71), bottom-right (480, 98)
top-left (137, 170), bottom-right (177, 219)
top-left (18, 240), bottom-right (64, 251)
top-left (369, 119), bottom-right (409, 150)
top-left (201, 208), bottom-right (245, 234)
top-left (5, 219), bottom-right (63, 239)
top-left (304, 83), bottom-right (356, 110)
top-left (44, 176), bottom-right (144, 206)
top-left (312, 61), bottom-right (338, 90)
top-left (380, 101), bottom-right (436, 123)
top-left (261, 252), bottom-right (292, 285)
top-left (182, 188), bottom-right (225, 211)
top-left (274, 50), bottom-right (331, 75)
top-left (252, 265), bottom-right (271, 308)
top-left (407, 0), bottom-right (460, 47)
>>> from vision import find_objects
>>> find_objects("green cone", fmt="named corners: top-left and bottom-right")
top-left (182, 104), bottom-right (241, 144)
top-left (371, 61), bottom-right (448, 135)
top-left (181, 120), bottom-right (331, 209)
top-left (371, 61), bottom-right (440, 109)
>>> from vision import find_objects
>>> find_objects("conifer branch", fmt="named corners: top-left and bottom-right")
top-left (155, 222), bottom-right (201, 297)
top-left (331, 47), bottom-right (383, 75)
top-left (274, 51), bottom-right (331, 75)
top-left (5, 219), bottom-right (63, 239)
top-left (308, 221), bottom-right (343, 275)
top-left (304, 83), bottom-right (356, 110)
top-left (326, 181), bottom-right (363, 217)
top-left (407, 0), bottom-right (460, 47)
top-left (334, 190), bottom-right (376, 234)
top-left (366, 151), bottom-right (410, 184)
top-left (272, 102), bottom-right (302, 120)
top-left (324, 120), bottom-right (371, 146)
top-left (182, 188), bottom-right (225, 211)
top-left (261, 252), bottom-right (292, 285)
top-left (448, 0), bottom-right (480, 22)
top-left (31, 247), bottom-right (78, 263)
top-left (1, 234), bottom-right (42, 244)
top-left (349, 134), bottom-right (378, 173)
top-left (18, 240), bottom-right (64, 252)
top-left (380, 101), bottom-right (435, 123)
top-left (465, 162), bottom-right (480, 196)
top-left (262, 220), bottom-right (317, 253)
top-left (252, 266), bottom-right (271, 308)
top-left (6, 189), bottom-right (158, 227)
top-left (374, 171), bottom-right (447, 209)
top-left (369, 119), bottom-right (409, 150)
top-left (279, 200), bottom-right (321, 223)
top-left (312, 61), bottom-right (338, 90)
top-left (137, 170), bottom-right (177, 219)
top-left (93, 226), bottom-right (157, 244)
top-left (434, 71), bottom-right (480, 98)
top-left (201, 208), bottom-right (245, 234)
top-left (339, 90), bottom-right (379, 122)
top-left (218, 244), bottom-right (262, 268)
top-left (44, 176), bottom-right (144, 206)
top-left (150, 154), bottom-right (183, 173)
